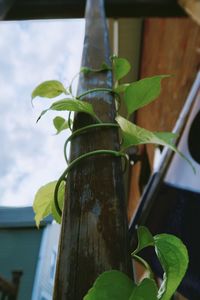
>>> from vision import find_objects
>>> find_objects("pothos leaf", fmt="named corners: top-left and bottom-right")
top-left (53, 116), bottom-right (69, 134)
top-left (32, 80), bottom-right (67, 100)
top-left (37, 98), bottom-right (97, 122)
top-left (132, 226), bottom-right (155, 255)
top-left (84, 270), bottom-right (135, 300)
top-left (116, 115), bottom-right (177, 151)
top-left (33, 180), bottom-right (65, 227)
top-left (124, 75), bottom-right (170, 116)
top-left (129, 278), bottom-right (158, 300)
top-left (114, 83), bottom-right (130, 94)
top-left (112, 56), bottom-right (131, 81)
top-left (33, 181), bottom-right (57, 227)
top-left (154, 234), bottom-right (189, 300)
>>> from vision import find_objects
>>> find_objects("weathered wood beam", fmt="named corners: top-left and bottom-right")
top-left (53, 0), bottom-right (132, 299)
top-left (4, 0), bottom-right (186, 20)
top-left (0, 0), bottom-right (15, 20)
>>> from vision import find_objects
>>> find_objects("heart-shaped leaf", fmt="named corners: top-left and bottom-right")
top-left (53, 116), bottom-right (69, 134)
top-left (32, 80), bottom-right (67, 100)
top-left (116, 115), bottom-right (177, 151)
top-left (112, 56), bottom-right (131, 81)
top-left (84, 270), bottom-right (135, 300)
top-left (124, 75), bottom-right (169, 116)
top-left (37, 98), bottom-right (97, 122)
top-left (129, 278), bottom-right (157, 300)
top-left (154, 234), bottom-right (189, 300)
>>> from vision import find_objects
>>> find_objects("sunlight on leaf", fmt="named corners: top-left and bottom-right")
top-left (112, 56), bottom-right (131, 81)
top-left (84, 270), bottom-right (135, 300)
top-left (33, 181), bottom-right (57, 227)
top-left (124, 75), bottom-right (170, 116)
top-left (53, 116), bottom-right (69, 134)
top-left (155, 234), bottom-right (189, 300)
top-left (116, 115), bottom-right (177, 151)
top-left (37, 98), bottom-right (97, 122)
top-left (129, 278), bottom-right (157, 300)
top-left (32, 80), bottom-right (67, 100)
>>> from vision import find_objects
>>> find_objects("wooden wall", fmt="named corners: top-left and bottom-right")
top-left (128, 17), bottom-right (200, 220)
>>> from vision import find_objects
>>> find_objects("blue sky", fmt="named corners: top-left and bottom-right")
top-left (0, 19), bottom-right (85, 206)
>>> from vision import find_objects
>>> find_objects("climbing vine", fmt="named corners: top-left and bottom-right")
top-left (32, 56), bottom-right (190, 299)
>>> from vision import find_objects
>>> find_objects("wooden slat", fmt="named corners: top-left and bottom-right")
top-left (53, 0), bottom-right (132, 299)
top-left (4, 0), bottom-right (186, 20)
top-left (128, 17), bottom-right (200, 221)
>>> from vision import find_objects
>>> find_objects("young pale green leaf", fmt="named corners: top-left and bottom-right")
top-left (124, 75), bottom-right (169, 116)
top-left (33, 181), bottom-right (57, 227)
top-left (154, 234), bottom-right (189, 300)
top-left (112, 56), bottom-right (131, 81)
top-left (129, 278), bottom-right (158, 300)
top-left (114, 83), bottom-right (130, 94)
top-left (53, 116), bottom-right (69, 134)
top-left (84, 270), bottom-right (135, 300)
top-left (132, 226), bottom-right (155, 255)
top-left (116, 115), bottom-right (177, 151)
top-left (32, 80), bottom-right (67, 100)
top-left (51, 181), bottom-right (65, 224)
top-left (37, 98), bottom-right (97, 122)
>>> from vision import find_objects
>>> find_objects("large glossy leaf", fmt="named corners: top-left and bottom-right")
top-left (154, 234), bottom-right (189, 300)
top-left (124, 75), bottom-right (169, 116)
top-left (37, 98), bottom-right (97, 122)
top-left (129, 278), bottom-right (157, 300)
top-left (51, 181), bottom-right (65, 224)
top-left (116, 115), bottom-right (177, 151)
top-left (32, 80), bottom-right (67, 99)
top-left (132, 226), bottom-right (155, 255)
top-left (53, 116), bottom-right (69, 134)
top-left (84, 270), bottom-right (135, 300)
top-left (112, 56), bottom-right (131, 81)
top-left (33, 181), bottom-right (57, 227)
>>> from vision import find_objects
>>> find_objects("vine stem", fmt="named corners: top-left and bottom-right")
top-left (77, 87), bottom-right (116, 99)
top-left (63, 123), bottom-right (119, 163)
top-left (54, 149), bottom-right (129, 216)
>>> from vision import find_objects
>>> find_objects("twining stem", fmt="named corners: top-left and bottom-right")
top-left (77, 88), bottom-right (115, 99)
top-left (54, 149), bottom-right (128, 216)
top-left (63, 123), bottom-right (119, 163)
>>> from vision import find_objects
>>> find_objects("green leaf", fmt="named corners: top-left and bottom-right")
top-left (116, 115), bottom-right (177, 151)
top-left (132, 226), bottom-right (155, 255)
top-left (129, 278), bottom-right (157, 300)
top-left (114, 83), bottom-right (130, 94)
top-left (154, 234), bottom-right (189, 300)
top-left (53, 116), bottom-right (69, 134)
top-left (112, 56), bottom-right (131, 81)
top-left (51, 181), bottom-right (65, 224)
top-left (37, 98), bottom-right (97, 122)
top-left (33, 181), bottom-right (57, 227)
top-left (32, 80), bottom-right (67, 100)
top-left (84, 270), bottom-right (135, 300)
top-left (124, 75), bottom-right (169, 115)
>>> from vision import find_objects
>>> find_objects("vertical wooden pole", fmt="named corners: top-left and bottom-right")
top-left (53, 0), bottom-right (132, 299)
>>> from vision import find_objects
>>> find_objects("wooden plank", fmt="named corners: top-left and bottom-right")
top-left (128, 18), bottom-right (200, 221)
top-left (0, 0), bottom-right (15, 20)
top-left (4, 0), bottom-right (186, 20)
top-left (53, 0), bottom-right (132, 299)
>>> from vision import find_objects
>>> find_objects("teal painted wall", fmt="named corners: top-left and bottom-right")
top-left (0, 227), bottom-right (43, 300)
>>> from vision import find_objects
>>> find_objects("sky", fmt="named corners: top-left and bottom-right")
top-left (0, 19), bottom-right (85, 206)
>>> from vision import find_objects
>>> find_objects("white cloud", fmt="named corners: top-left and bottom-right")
top-left (0, 19), bottom-right (85, 206)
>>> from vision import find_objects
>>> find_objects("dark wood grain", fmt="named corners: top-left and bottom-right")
top-left (4, 0), bottom-right (186, 20)
top-left (53, 0), bottom-right (132, 299)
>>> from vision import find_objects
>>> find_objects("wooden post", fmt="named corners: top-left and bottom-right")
top-left (53, 0), bottom-right (132, 299)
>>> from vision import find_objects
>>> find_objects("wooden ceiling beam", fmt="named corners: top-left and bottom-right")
top-left (4, 0), bottom-right (186, 20)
